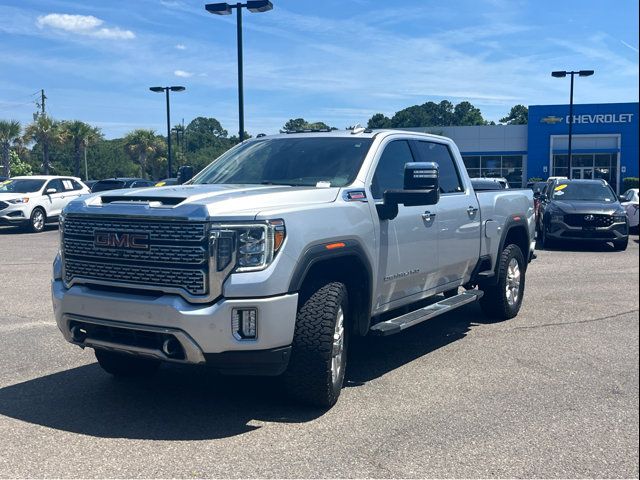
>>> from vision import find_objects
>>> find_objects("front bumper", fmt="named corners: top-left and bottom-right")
top-left (546, 218), bottom-right (628, 241)
top-left (0, 206), bottom-right (28, 225)
top-left (52, 280), bottom-right (298, 375)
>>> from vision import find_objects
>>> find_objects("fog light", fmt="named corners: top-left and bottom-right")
top-left (232, 308), bottom-right (258, 340)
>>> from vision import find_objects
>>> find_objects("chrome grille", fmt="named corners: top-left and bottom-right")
top-left (62, 216), bottom-right (209, 298)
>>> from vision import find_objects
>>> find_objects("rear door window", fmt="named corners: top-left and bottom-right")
top-left (414, 141), bottom-right (464, 194)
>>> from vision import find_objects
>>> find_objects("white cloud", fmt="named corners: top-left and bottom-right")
top-left (174, 69), bottom-right (193, 78)
top-left (175, 43), bottom-right (186, 50)
top-left (36, 13), bottom-right (135, 40)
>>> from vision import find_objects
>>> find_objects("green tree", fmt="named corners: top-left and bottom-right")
top-left (367, 113), bottom-right (391, 129)
top-left (185, 117), bottom-right (228, 152)
top-left (61, 120), bottom-right (103, 178)
top-left (0, 119), bottom-right (21, 177)
top-left (282, 118), bottom-right (335, 131)
top-left (9, 150), bottom-right (32, 176)
top-left (23, 113), bottom-right (61, 174)
top-left (452, 101), bottom-right (485, 125)
top-left (500, 105), bottom-right (529, 125)
top-left (124, 129), bottom-right (166, 180)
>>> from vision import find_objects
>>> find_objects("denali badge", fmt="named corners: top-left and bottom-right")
top-left (94, 231), bottom-right (150, 250)
top-left (584, 214), bottom-right (595, 221)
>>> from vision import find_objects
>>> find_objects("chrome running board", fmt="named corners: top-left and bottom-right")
top-left (369, 291), bottom-right (483, 336)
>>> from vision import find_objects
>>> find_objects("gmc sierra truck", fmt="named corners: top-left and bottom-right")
top-left (52, 128), bottom-right (535, 407)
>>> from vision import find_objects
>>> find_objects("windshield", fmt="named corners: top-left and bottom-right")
top-left (551, 182), bottom-right (616, 202)
top-left (0, 179), bottom-right (46, 194)
top-left (191, 137), bottom-right (373, 187)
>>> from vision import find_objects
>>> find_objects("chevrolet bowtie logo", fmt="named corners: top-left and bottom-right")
top-left (540, 116), bottom-right (563, 124)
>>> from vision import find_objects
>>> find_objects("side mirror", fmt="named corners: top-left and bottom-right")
top-left (46, 188), bottom-right (57, 194)
top-left (376, 162), bottom-right (440, 220)
top-left (177, 165), bottom-right (194, 184)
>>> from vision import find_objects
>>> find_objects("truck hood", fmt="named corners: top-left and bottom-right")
top-left (551, 200), bottom-right (623, 215)
top-left (73, 184), bottom-right (340, 219)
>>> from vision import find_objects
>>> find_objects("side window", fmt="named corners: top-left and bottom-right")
top-left (370, 140), bottom-right (415, 199)
top-left (61, 179), bottom-right (75, 191)
top-left (46, 179), bottom-right (64, 193)
top-left (415, 141), bottom-right (463, 194)
top-left (70, 180), bottom-right (84, 191)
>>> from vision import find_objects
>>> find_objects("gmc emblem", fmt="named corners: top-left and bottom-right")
top-left (94, 231), bottom-right (150, 250)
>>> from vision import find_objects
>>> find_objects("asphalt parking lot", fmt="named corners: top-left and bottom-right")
top-left (0, 225), bottom-right (638, 478)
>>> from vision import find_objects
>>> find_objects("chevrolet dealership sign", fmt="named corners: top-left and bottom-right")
top-left (541, 113), bottom-right (634, 124)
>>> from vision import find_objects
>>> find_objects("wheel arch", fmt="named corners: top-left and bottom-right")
top-left (288, 240), bottom-right (373, 336)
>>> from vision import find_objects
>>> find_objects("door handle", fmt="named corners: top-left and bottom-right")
top-left (467, 206), bottom-right (479, 216)
top-left (421, 211), bottom-right (436, 222)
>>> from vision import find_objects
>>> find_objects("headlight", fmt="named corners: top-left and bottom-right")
top-left (211, 220), bottom-right (286, 273)
top-left (613, 214), bottom-right (627, 222)
top-left (7, 197), bottom-right (29, 204)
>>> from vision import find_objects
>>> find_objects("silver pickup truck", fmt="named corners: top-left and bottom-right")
top-left (52, 128), bottom-right (535, 407)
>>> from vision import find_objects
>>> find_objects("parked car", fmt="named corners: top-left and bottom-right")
top-left (84, 180), bottom-right (99, 190)
top-left (91, 178), bottom-right (156, 193)
top-left (619, 188), bottom-right (639, 230)
top-left (538, 179), bottom-right (629, 250)
top-left (471, 178), bottom-right (507, 191)
top-left (0, 176), bottom-right (90, 232)
top-left (52, 129), bottom-right (535, 407)
top-left (155, 178), bottom-right (179, 187)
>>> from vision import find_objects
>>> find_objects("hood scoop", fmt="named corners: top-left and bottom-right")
top-left (100, 195), bottom-right (186, 206)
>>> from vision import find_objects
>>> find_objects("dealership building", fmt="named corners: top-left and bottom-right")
top-left (406, 102), bottom-right (638, 191)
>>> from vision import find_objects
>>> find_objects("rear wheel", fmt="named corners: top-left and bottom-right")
top-left (480, 244), bottom-right (526, 320)
top-left (28, 208), bottom-right (46, 233)
top-left (283, 281), bottom-right (348, 408)
top-left (612, 237), bottom-right (628, 251)
top-left (95, 349), bottom-right (160, 377)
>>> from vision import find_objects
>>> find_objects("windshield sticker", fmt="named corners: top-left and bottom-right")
top-left (316, 181), bottom-right (331, 188)
top-left (555, 184), bottom-right (568, 191)
top-left (155, 181), bottom-right (166, 187)
top-left (0, 180), bottom-right (11, 185)
top-left (554, 190), bottom-right (565, 196)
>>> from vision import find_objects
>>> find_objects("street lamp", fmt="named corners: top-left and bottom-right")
top-left (205, 1), bottom-right (273, 142)
top-left (551, 70), bottom-right (594, 177)
top-left (149, 85), bottom-right (186, 178)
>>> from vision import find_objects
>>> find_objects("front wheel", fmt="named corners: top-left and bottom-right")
top-left (283, 281), bottom-right (348, 408)
top-left (28, 207), bottom-right (46, 233)
top-left (480, 244), bottom-right (526, 320)
top-left (95, 349), bottom-right (160, 378)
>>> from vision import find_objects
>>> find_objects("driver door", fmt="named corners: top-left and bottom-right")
top-left (370, 139), bottom-right (439, 311)
top-left (43, 179), bottom-right (66, 216)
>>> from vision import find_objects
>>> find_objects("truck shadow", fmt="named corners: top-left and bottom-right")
top-left (0, 303), bottom-right (484, 440)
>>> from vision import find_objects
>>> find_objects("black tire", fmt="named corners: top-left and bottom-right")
top-left (28, 207), bottom-right (46, 233)
top-left (480, 244), bottom-right (526, 321)
top-left (612, 237), bottom-right (628, 251)
top-left (541, 221), bottom-right (554, 249)
top-left (283, 281), bottom-right (348, 408)
top-left (95, 349), bottom-right (160, 378)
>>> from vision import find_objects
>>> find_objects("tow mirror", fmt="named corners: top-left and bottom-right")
top-left (177, 165), bottom-right (194, 184)
top-left (376, 162), bottom-right (440, 220)
top-left (46, 188), bottom-right (57, 195)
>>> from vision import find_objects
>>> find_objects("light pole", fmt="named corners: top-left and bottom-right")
top-left (551, 70), bottom-right (594, 178)
top-left (205, 1), bottom-right (273, 142)
top-left (149, 86), bottom-right (186, 178)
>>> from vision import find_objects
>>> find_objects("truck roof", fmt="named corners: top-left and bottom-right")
top-left (255, 128), bottom-right (450, 142)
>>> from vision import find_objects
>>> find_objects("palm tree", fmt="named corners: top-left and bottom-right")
top-left (23, 114), bottom-right (61, 174)
top-left (124, 129), bottom-right (166, 179)
top-left (0, 119), bottom-right (21, 177)
top-left (61, 120), bottom-right (103, 178)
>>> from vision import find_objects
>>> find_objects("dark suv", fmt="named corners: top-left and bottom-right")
top-left (538, 179), bottom-right (629, 250)
top-left (91, 178), bottom-right (156, 193)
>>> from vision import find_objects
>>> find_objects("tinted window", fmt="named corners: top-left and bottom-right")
top-left (371, 140), bottom-right (414, 199)
top-left (192, 137), bottom-right (373, 187)
top-left (0, 179), bottom-right (46, 193)
top-left (91, 180), bottom-right (126, 192)
top-left (71, 180), bottom-right (85, 191)
top-left (415, 141), bottom-right (463, 194)
top-left (551, 182), bottom-right (616, 202)
top-left (46, 179), bottom-right (64, 193)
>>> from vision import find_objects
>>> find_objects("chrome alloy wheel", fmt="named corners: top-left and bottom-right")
top-left (32, 210), bottom-right (45, 231)
top-left (505, 258), bottom-right (521, 306)
top-left (331, 307), bottom-right (345, 385)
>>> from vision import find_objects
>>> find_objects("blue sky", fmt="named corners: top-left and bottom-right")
top-left (0, 0), bottom-right (638, 138)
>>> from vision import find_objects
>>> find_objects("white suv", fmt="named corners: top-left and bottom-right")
top-left (0, 176), bottom-right (90, 232)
